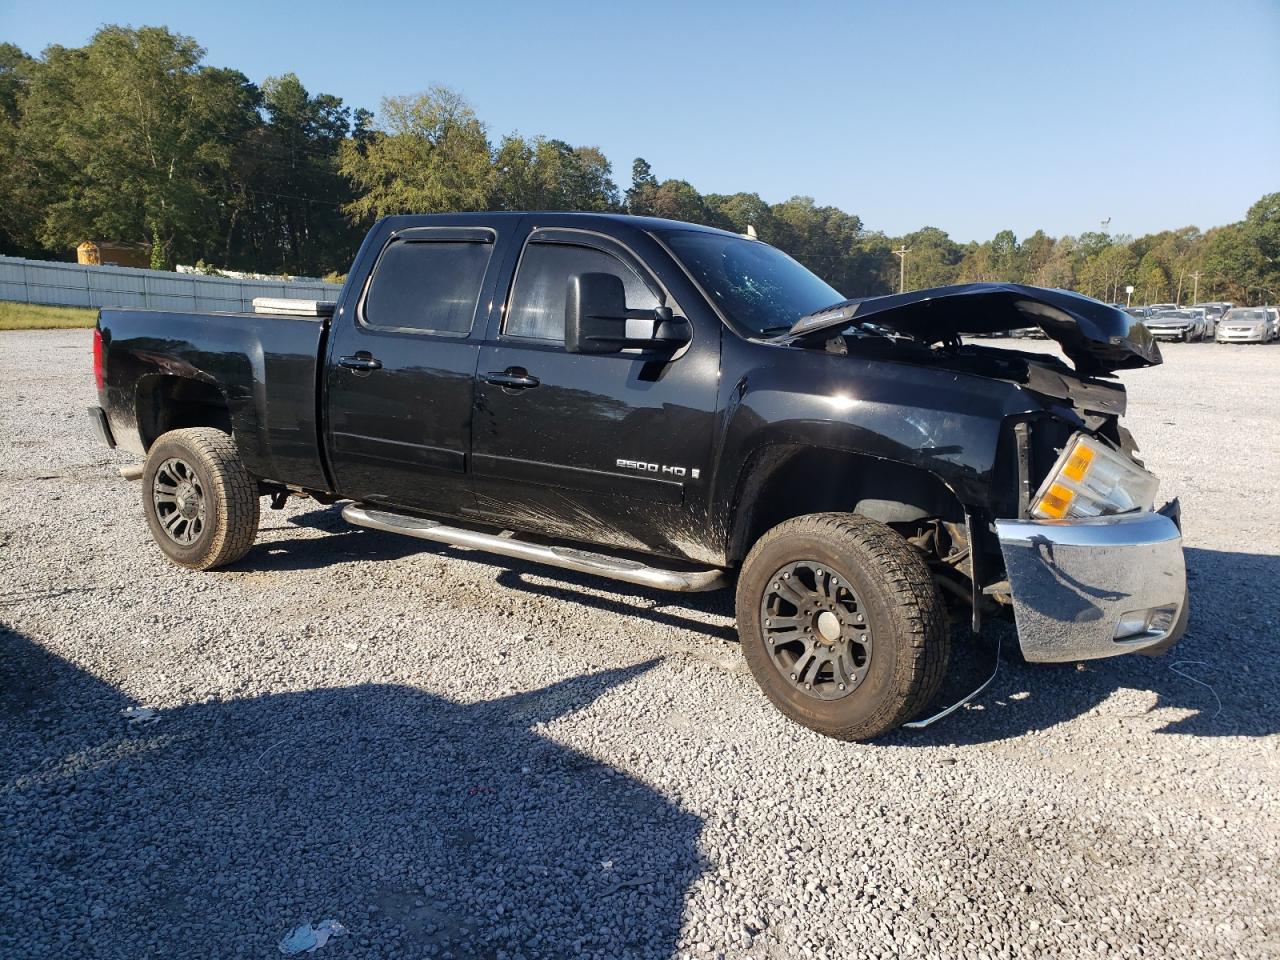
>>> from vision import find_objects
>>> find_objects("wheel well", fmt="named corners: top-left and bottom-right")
top-left (137, 376), bottom-right (232, 452)
top-left (727, 446), bottom-right (966, 567)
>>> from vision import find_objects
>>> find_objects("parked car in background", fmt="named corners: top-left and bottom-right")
top-left (1192, 302), bottom-right (1233, 330)
top-left (1267, 307), bottom-right (1280, 340)
top-left (1182, 307), bottom-right (1212, 340)
top-left (1122, 306), bottom-right (1151, 321)
top-left (1146, 309), bottom-right (1205, 342)
top-left (1148, 303), bottom-right (1178, 314)
top-left (1216, 307), bottom-right (1274, 343)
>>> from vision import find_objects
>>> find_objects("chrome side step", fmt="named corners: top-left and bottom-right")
top-left (342, 504), bottom-right (729, 593)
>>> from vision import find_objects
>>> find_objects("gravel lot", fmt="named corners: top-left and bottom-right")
top-left (2, 329), bottom-right (1277, 959)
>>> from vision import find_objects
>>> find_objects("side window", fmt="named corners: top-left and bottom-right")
top-left (363, 240), bottom-right (492, 334)
top-left (504, 242), bottom-right (659, 341)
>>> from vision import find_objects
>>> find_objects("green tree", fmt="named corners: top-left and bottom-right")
top-left (15, 26), bottom-right (259, 267)
top-left (1202, 224), bottom-right (1269, 303)
top-left (646, 179), bottom-right (715, 224)
top-left (1244, 192), bottom-right (1280, 260)
top-left (491, 135), bottom-right (618, 211)
top-left (1036, 236), bottom-right (1077, 289)
top-left (990, 229), bottom-right (1018, 279)
top-left (339, 86), bottom-right (492, 222)
top-left (227, 72), bottom-right (358, 275)
top-left (703, 192), bottom-right (773, 237)
top-left (898, 226), bottom-right (962, 289)
top-left (1089, 243), bottom-right (1138, 303)
top-left (625, 157), bottom-right (658, 214)
top-left (1018, 230), bottom-right (1055, 284)
top-left (0, 43), bottom-right (41, 255)
top-left (769, 197), bottom-right (862, 294)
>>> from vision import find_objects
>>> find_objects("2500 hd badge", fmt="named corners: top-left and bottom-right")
top-left (617, 458), bottom-right (701, 479)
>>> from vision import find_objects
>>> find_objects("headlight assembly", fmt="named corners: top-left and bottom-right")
top-left (1030, 433), bottom-right (1160, 520)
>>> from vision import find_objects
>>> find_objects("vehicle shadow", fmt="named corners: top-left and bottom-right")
top-left (246, 506), bottom-right (738, 639)
top-left (0, 625), bottom-right (704, 959)
top-left (888, 546), bottom-right (1280, 745)
top-left (225, 505), bottom-right (428, 571)
top-left (233, 507), bottom-right (1280, 743)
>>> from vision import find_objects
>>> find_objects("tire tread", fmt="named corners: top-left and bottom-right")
top-left (737, 512), bottom-right (949, 740)
top-left (144, 427), bottom-right (259, 570)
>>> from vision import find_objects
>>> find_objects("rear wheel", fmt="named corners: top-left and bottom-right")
top-left (142, 428), bottom-right (260, 570)
top-left (736, 513), bottom-right (949, 741)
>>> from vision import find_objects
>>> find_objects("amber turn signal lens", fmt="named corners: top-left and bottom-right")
top-left (1036, 482), bottom-right (1074, 519)
top-left (1062, 443), bottom-right (1094, 483)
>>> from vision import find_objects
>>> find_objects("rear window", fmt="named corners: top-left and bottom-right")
top-left (363, 240), bottom-right (492, 334)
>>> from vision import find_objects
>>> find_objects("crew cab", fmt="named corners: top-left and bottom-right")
top-left (90, 213), bottom-right (1188, 740)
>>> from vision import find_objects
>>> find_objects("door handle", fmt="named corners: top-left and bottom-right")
top-left (484, 370), bottom-right (540, 389)
top-left (338, 354), bottom-right (383, 372)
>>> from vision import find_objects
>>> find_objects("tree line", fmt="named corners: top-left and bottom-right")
top-left (1, 25), bottom-right (1276, 303)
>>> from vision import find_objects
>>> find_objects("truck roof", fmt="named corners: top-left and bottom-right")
top-left (375, 211), bottom-right (742, 238)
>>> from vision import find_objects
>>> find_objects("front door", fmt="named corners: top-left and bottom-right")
top-left (470, 228), bottom-right (721, 562)
top-left (325, 226), bottom-right (499, 514)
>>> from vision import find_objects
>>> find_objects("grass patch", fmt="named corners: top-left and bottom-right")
top-left (0, 301), bottom-right (98, 330)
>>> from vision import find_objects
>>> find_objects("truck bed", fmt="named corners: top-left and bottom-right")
top-left (96, 307), bottom-right (330, 490)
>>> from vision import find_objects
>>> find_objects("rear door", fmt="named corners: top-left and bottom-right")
top-left (469, 225), bottom-right (721, 561)
top-left (325, 224), bottom-right (504, 514)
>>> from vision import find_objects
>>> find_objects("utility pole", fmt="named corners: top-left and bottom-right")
top-left (1189, 271), bottom-right (1201, 304)
top-left (893, 245), bottom-right (909, 293)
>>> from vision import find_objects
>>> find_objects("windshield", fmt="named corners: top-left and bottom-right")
top-left (1226, 309), bottom-right (1266, 321)
top-left (1153, 311), bottom-right (1192, 319)
top-left (659, 230), bottom-right (842, 336)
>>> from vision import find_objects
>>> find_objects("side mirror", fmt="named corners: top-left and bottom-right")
top-left (565, 272), bottom-right (690, 355)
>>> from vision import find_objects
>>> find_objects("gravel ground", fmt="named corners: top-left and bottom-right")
top-left (1, 330), bottom-right (1277, 959)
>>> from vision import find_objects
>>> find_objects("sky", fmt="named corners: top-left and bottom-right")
top-left (2, 0), bottom-right (1277, 242)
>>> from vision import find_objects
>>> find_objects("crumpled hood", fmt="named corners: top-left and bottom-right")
top-left (786, 282), bottom-right (1162, 375)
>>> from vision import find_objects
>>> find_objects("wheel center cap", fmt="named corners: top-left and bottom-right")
top-left (175, 482), bottom-right (199, 518)
top-left (815, 610), bottom-right (842, 642)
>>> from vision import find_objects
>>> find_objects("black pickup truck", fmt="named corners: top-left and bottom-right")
top-left (90, 212), bottom-right (1187, 740)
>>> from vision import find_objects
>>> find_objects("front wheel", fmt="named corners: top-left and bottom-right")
top-left (736, 513), bottom-right (949, 741)
top-left (142, 428), bottom-right (260, 570)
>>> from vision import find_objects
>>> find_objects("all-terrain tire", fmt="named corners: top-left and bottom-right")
top-left (736, 512), bottom-right (949, 741)
top-left (142, 428), bottom-right (260, 570)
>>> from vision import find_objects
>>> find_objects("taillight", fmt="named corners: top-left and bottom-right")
top-left (92, 328), bottom-right (105, 392)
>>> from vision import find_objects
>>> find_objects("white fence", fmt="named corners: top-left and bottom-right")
top-left (0, 255), bottom-right (343, 313)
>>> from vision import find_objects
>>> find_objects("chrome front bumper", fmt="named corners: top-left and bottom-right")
top-left (1217, 328), bottom-right (1267, 342)
top-left (995, 502), bottom-right (1187, 663)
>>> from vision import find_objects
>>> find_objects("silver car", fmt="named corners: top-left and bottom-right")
top-left (1182, 307), bottom-right (1212, 340)
top-left (1216, 307), bottom-right (1274, 343)
top-left (1146, 309), bottom-right (1204, 342)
